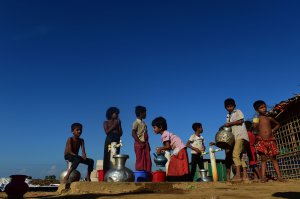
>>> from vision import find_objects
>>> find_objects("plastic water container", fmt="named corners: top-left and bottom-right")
top-left (97, 170), bottom-right (104, 182)
top-left (151, 171), bottom-right (166, 182)
top-left (133, 170), bottom-right (149, 182)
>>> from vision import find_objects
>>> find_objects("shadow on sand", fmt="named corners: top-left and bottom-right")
top-left (28, 191), bottom-right (166, 199)
top-left (272, 192), bottom-right (300, 199)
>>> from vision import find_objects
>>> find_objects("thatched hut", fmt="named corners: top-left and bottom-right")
top-left (266, 93), bottom-right (300, 179)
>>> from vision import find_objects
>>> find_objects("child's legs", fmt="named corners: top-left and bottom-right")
top-left (260, 154), bottom-right (267, 180)
top-left (63, 154), bottom-right (81, 182)
top-left (253, 166), bottom-right (261, 179)
top-left (232, 139), bottom-right (244, 178)
top-left (190, 154), bottom-right (198, 181)
top-left (225, 149), bottom-right (233, 181)
top-left (81, 158), bottom-right (94, 172)
top-left (270, 156), bottom-right (282, 178)
top-left (197, 156), bottom-right (204, 170)
top-left (65, 154), bottom-right (81, 171)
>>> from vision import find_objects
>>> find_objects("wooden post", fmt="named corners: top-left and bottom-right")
top-left (209, 146), bottom-right (218, 182)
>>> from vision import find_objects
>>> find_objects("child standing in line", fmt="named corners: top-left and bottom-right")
top-left (63, 123), bottom-right (94, 183)
top-left (223, 98), bottom-right (249, 181)
top-left (152, 116), bottom-right (190, 182)
top-left (186, 122), bottom-right (205, 181)
top-left (252, 100), bottom-right (284, 182)
top-left (132, 106), bottom-right (152, 172)
top-left (103, 107), bottom-right (123, 173)
top-left (245, 121), bottom-right (261, 180)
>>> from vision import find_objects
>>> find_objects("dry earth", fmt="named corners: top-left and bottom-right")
top-left (1, 180), bottom-right (300, 199)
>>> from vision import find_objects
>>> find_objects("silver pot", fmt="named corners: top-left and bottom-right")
top-left (215, 126), bottom-right (234, 149)
top-left (104, 154), bottom-right (134, 182)
top-left (60, 161), bottom-right (81, 183)
top-left (153, 153), bottom-right (168, 167)
top-left (196, 169), bottom-right (213, 182)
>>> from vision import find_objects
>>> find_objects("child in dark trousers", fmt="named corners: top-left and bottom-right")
top-left (186, 122), bottom-right (205, 181)
top-left (63, 123), bottom-right (94, 183)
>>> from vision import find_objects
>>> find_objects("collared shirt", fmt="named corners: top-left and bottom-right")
top-left (161, 130), bottom-right (185, 155)
top-left (189, 134), bottom-right (205, 154)
top-left (226, 109), bottom-right (249, 141)
top-left (132, 118), bottom-right (147, 142)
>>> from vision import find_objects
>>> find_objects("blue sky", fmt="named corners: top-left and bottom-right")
top-left (1, 0), bottom-right (299, 179)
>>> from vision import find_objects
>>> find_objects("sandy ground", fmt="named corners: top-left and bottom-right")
top-left (1, 180), bottom-right (300, 199)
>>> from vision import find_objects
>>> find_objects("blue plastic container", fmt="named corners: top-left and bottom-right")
top-left (133, 170), bottom-right (149, 182)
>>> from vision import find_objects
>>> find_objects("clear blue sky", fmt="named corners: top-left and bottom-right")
top-left (1, 0), bottom-right (299, 179)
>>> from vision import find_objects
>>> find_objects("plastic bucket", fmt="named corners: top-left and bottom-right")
top-left (133, 170), bottom-right (149, 182)
top-left (97, 170), bottom-right (104, 182)
top-left (151, 171), bottom-right (166, 182)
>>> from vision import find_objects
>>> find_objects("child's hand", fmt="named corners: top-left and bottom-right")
top-left (224, 123), bottom-right (230, 127)
top-left (140, 142), bottom-right (146, 148)
top-left (195, 148), bottom-right (202, 154)
top-left (82, 154), bottom-right (87, 160)
top-left (156, 147), bottom-right (162, 154)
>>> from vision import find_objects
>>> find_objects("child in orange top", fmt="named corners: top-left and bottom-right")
top-left (253, 100), bottom-right (284, 182)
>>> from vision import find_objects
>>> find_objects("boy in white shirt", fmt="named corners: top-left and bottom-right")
top-left (224, 98), bottom-right (249, 181)
top-left (186, 122), bottom-right (205, 181)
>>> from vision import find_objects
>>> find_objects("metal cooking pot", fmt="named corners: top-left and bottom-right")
top-left (215, 126), bottom-right (234, 149)
top-left (153, 153), bottom-right (168, 167)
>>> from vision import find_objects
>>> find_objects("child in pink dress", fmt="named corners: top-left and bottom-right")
top-left (152, 116), bottom-right (190, 181)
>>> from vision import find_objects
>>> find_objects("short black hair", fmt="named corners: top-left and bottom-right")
top-left (245, 120), bottom-right (252, 131)
top-left (192, 122), bottom-right (202, 132)
top-left (253, 100), bottom-right (266, 110)
top-left (151, 116), bottom-right (168, 131)
top-left (135, 106), bottom-right (146, 117)
top-left (224, 98), bottom-right (236, 107)
top-left (71, 123), bottom-right (82, 131)
top-left (106, 107), bottom-right (120, 120)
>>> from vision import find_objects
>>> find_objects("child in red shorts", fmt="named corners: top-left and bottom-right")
top-left (253, 100), bottom-right (284, 182)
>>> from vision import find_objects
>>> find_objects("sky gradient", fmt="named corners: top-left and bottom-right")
top-left (1, 0), bottom-right (300, 179)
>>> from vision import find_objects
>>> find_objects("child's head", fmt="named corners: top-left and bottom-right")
top-left (106, 107), bottom-right (120, 120)
top-left (192, 122), bottom-right (203, 133)
top-left (71, 123), bottom-right (83, 137)
top-left (224, 98), bottom-right (236, 113)
top-left (245, 121), bottom-right (252, 131)
top-left (253, 100), bottom-right (267, 114)
top-left (71, 123), bottom-right (83, 131)
top-left (135, 105), bottom-right (147, 118)
top-left (151, 116), bottom-right (167, 134)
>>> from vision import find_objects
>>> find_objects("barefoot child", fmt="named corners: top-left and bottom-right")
top-left (252, 100), bottom-right (284, 182)
top-left (132, 106), bottom-right (152, 172)
top-left (152, 116), bottom-right (189, 181)
top-left (186, 122), bottom-right (205, 181)
top-left (223, 98), bottom-right (249, 181)
top-left (245, 121), bottom-right (260, 180)
top-left (63, 123), bottom-right (94, 183)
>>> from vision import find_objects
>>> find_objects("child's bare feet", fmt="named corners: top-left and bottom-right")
top-left (242, 177), bottom-right (250, 182)
top-left (253, 177), bottom-right (259, 182)
top-left (277, 177), bottom-right (285, 182)
top-left (232, 176), bottom-right (242, 182)
top-left (85, 177), bottom-right (91, 182)
top-left (260, 177), bottom-right (267, 183)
